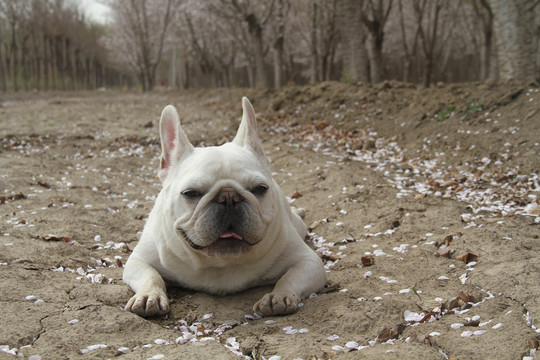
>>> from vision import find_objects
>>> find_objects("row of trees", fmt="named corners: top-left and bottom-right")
top-left (0, 0), bottom-right (129, 92)
top-left (109, 0), bottom-right (540, 90)
top-left (1, 0), bottom-right (539, 92)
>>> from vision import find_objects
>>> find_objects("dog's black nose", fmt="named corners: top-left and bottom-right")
top-left (216, 187), bottom-right (242, 206)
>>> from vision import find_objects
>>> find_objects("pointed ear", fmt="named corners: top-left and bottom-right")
top-left (232, 97), bottom-right (267, 160)
top-left (158, 105), bottom-right (194, 182)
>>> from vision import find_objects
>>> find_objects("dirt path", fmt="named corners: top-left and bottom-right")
top-left (1, 84), bottom-right (539, 359)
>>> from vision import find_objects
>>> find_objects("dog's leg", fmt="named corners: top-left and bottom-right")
top-left (253, 248), bottom-right (326, 316)
top-left (123, 257), bottom-right (169, 317)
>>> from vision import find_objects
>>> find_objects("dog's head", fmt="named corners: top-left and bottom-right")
top-left (157, 98), bottom-right (278, 257)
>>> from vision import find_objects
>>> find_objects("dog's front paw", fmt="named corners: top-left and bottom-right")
top-left (253, 292), bottom-right (299, 316)
top-left (125, 291), bottom-right (170, 317)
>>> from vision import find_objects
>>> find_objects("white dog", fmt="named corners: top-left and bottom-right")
top-left (123, 97), bottom-right (327, 317)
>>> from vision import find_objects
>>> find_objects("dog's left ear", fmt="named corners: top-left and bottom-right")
top-left (233, 97), bottom-right (267, 162)
top-left (158, 105), bottom-right (194, 182)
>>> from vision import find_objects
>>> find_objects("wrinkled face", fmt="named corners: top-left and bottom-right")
top-left (163, 143), bottom-right (276, 257)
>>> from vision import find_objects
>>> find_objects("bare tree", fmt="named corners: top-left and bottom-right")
top-left (471, 0), bottom-right (497, 81)
top-left (412, 0), bottom-right (458, 87)
top-left (107, 0), bottom-right (178, 91)
top-left (0, 0), bottom-right (124, 92)
top-left (271, 0), bottom-right (288, 88)
top-left (0, 2), bottom-right (7, 92)
top-left (336, 0), bottom-right (369, 83)
top-left (397, 0), bottom-right (422, 82)
top-left (216, 0), bottom-right (275, 88)
top-left (179, 3), bottom-right (237, 87)
top-left (309, 1), bottom-right (319, 83)
top-left (318, 0), bottom-right (339, 81)
top-left (361, 0), bottom-right (393, 83)
top-left (488, 0), bottom-right (536, 82)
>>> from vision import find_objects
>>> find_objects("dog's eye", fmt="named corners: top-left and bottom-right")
top-left (181, 189), bottom-right (202, 198)
top-left (251, 184), bottom-right (268, 195)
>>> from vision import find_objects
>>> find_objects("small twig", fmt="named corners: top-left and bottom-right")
top-left (320, 282), bottom-right (341, 294)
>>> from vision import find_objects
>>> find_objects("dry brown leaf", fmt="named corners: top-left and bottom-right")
top-left (376, 323), bottom-right (406, 343)
top-left (475, 170), bottom-right (484, 179)
top-left (1, 192), bottom-right (27, 204)
top-left (449, 297), bottom-right (464, 310)
top-left (322, 254), bottom-right (340, 261)
top-left (122, 244), bottom-right (132, 253)
top-left (37, 180), bottom-right (51, 189)
top-left (436, 248), bottom-right (451, 258)
top-left (291, 190), bottom-right (303, 199)
top-left (442, 180), bottom-right (458, 188)
top-left (361, 255), bottom-right (375, 267)
top-left (37, 235), bottom-right (71, 243)
top-left (315, 121), bottom-right (327, 130)
top-left (456, 252), bottom-right (478, 264)
top-left (457, 291), bottom-right (469, 302)
top-left (444, 235), bottom-right (453, 246)
top-left (377, 327), bottom-right (392, 343)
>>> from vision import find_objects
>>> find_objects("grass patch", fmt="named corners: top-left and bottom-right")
top-left (434, 106), bottom-right (456, 122)
top-left (434, 102), bottom-right (483, 122)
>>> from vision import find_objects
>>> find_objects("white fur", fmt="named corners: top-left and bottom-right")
top-left (123, 97), bottom-right (327, 317)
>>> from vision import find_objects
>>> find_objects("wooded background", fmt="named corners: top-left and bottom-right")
top-left (1, 0), bottom-right (539, 92)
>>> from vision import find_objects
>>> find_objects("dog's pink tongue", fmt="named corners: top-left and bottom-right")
top-left (220, 232), bottom-right (243, 241)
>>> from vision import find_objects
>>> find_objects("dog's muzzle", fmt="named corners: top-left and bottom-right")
top-left (179, 187), bottom-right (256, 256)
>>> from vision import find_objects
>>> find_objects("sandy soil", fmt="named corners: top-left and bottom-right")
top-left (1, 81), bottom-right (539, 359)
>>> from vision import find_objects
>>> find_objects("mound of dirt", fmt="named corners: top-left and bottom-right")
top-left (1, 81), bottom-right (539, 359)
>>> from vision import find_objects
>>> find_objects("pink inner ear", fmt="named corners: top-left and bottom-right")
top-left (160, 156), bottom-right (169, 171)
top-left (161, 119), bottom-right (177, 170)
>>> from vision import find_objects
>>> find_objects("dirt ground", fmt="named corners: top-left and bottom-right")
top-left (1, 81), bottom-right (539, 360)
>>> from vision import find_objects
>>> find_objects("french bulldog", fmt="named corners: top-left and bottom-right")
top-left (123, 97), bottom-right (327, 317)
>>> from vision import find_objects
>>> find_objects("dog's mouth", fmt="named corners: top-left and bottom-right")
top-left (181, 230), bottom-right (251, 256)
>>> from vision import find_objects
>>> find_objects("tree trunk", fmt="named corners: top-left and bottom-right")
top-left (399, 0), bottom-right (423, 83)
top-left (336, 0), bottom-right (370, 83)
top-left (21, 33), bottom-right (29, 91)
top-left (10, 19), bottom-right (18, 92)
top-left (0, 39), bottom-right (6, 92)
top-left (488, 0), bottom-right (536, 81)
top-left (416, 0), bottom-right (443, 87)
top-left (366, 32), bottom-right (384, 83)
top-left (44, 36), bottom-right (50, 90)
top-left (273, 0), bottom-right (285, 88)
top-left (245, 13), bottom-right (268, 88)
top-left (310, 1), bottom-right (320, 84)
top-left (32, 30), bottom-right (42, 90)
top-left (361, 0), bottom-right (392, 83)
top-left (481, 25), bottom-right (499, 81)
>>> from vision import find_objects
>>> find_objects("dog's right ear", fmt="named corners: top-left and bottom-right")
top-left (158, 105), bottom-right (194, 182)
